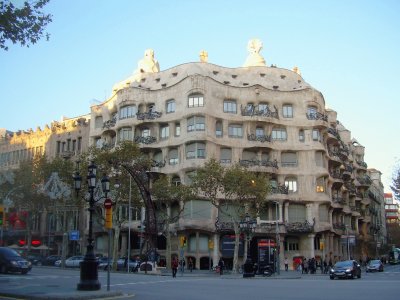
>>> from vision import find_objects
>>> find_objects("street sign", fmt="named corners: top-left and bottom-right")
top-left (69, 230), bottom-right (80, 241)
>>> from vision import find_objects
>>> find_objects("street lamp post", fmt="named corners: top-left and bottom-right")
top-left (274, 201), bottom-right (280, 275)
top-left (74, 161), bottom-right (110, 291)
top-left (239, 214), bottom-right (257, 259)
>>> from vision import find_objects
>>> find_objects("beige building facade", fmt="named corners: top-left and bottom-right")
top-left (0, 41), bottom-right (386, 270)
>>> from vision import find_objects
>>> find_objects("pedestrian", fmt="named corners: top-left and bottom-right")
top-left (284, 257), bottom-right (289, 271)
top-left (188, 257), bottom-right (194, 272)
top-left (218, 258), bottom-right (224, 275)
top-left (180, 258), bottom-right (186, 273)
top-left (171, 257), bottom-right (178, 278)
top-left (301, 258), bottom-right (305, 274)
top-left (303, 258), bottom-right (309, 274)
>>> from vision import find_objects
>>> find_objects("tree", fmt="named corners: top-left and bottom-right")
top-left (0, 0), bottom-right (52, 51)
top-left (192, 159), bottom-right (270, 273)
top-left (151, 174), bottom-right (193, 269)
top-left (390, 162), bottom-right (400, 201)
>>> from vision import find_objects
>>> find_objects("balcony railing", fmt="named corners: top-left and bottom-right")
top-left (356, 175), bottom-right (372, 186)
top-left (332, 197), bottom-right (346, 205)
top-left (134, 136), bottom-right (157, 144)
top-left (329, 170), bottom-right (342, 179)
top-left (271, 184), bottom-right (289, 195)
top-left (327, 127), bottom-right (340, 139)
top-left (285, 219), bottom-right (314, 233)
top-left (356, 160), bottom-right (368, 168)
top-left (239, 159), bottom-right (279, 169)
top-left (215, 217), bottom-right (234, 232)
top-left (103, 116), bottom-right (117, 129)
top-left (306, 112), bottom-right (328, 122)
top-left (151, 159), bottom-right (166, 168)
top-left (241, 105), bottom-right (279, 119)
top-left (136, 110), bottom-right (162, 120)
top-left (332, 223), bottom-right (346, 231)
top-left (247, 133), bottom-right (272, 143)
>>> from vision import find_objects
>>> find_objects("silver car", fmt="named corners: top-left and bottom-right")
top-left (55, 256), bottom-right (84, 268)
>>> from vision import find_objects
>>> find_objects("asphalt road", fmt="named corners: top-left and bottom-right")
top-left (0, 264), bottom-right (399, 300)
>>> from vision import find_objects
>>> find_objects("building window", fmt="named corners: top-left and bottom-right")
top-left (319, 204), bottom-right (329, 222)
top-left (119, 105), bottom-right (136, 119)
top-left (188, 94), bottom-right (204, 108)
top-left (272, 128), bottom-right (287, 141)
top-left (77, 137), bottom-right (82, 151)
top-left (258, 103), bottom-right (269, 113)
top-left (315, 151), bottom-right (324, 167)
top-left (168, 149), bottom-right (179, 165)
top-left (256, 127), bottom-right (264, 137)
top-left (186, 142), bottom-right (206, 159)
top-left (119, 127), bottom-right (132, 141)
top-left (95, 116), bottom-right (103, 128)
top-left (284, 238), bottom-right (299, 251)
top-left (216, 121), bottom-right (223, 137)
top-left (312, 129), bottom-right (321, 141)
top-left (220, 148), bottom-right (232, 164)
top-left (141, 128), bottom-right (150, 137)
top-left (223, 100), bottom-right (237, 113)
top-left (283, 104), bottom-right (293, 118)
top-left (175, 123), bottom-right (180, 137)
top-left (285, 177), bottom-right (298, 193)
top-left (160, 125), bottom-right (169, 139)
top-left (187, 116), bottom-right (205, 132)
top-left (307, 106), bottom-right (318, 119)
top-left (281, 152), bottom-right (297, 167)
top-left (316, 177), bottom-right (325, 193)
top-left (228, 124), bottom-right (243, 138)
top-left (288, 204), bottom-right (306, 222)
top-left (299, 129), bottom-right (305, 142)
top-left (166, 99), bottom-right (176, 113)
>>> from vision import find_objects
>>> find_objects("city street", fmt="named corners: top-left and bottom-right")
top-left (0, 264), bottom-right (399, 300)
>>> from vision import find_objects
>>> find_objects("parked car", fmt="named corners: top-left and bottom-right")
top-left (55, 256), bottom-right (84, 268)
top-left (43, 255), bottom-right (61, 266)
top-left (366, 259), bottom-right (384, 272)
top-left (26, 253), bottom-right (45, 266)
top-left (98, 257), bottom-right (139, 272)
top-left (329, 260), bottom-right (361, 280)
top-left (0, 247), bottom-right (32, 274)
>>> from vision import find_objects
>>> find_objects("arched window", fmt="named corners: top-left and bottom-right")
top-left (166, 99), bottom-right (175, 113)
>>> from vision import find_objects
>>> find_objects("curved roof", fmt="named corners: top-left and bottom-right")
top-left (128, 62), bottom-right (311, 92)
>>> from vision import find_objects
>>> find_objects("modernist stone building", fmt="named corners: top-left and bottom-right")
top-left (0, 116), bottom-right (90, 254)
top-left (0, 40), bottom-right (386, 270)
top-left (88, 40), bottom-right (385, 270)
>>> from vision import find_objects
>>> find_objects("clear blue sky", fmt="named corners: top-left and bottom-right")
top-left (1, 0), bottom-right (399, 191)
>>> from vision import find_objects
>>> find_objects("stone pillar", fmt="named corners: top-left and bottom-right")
top-left (278, 203), bottom-right (283, 222)
top-left (308, 234), bottom-right (315, 259)
top-left (212, 233), bottom-right (219, 268)
top-left (306, 204), bottom-right (313, 224)
top-left (195, 232), bottom-right (200, 269)
top-left (284, 202), bottom-right (289, 222)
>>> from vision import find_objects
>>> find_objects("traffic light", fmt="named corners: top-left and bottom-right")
top-left (180, 236), bottom-right (187, 248)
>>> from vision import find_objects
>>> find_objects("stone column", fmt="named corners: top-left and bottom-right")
top-left (308, 234), bottom-right (315, 259)
top-left (284, 202), bottom-right (289, 222)
top-left (212, 233), bottom-right (219, 268)
top-left (195, 232), bottom-right (200, 269)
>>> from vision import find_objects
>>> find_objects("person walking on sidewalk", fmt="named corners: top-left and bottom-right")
top-left (284, 257), bottom-right (289, 271)
top-left (218, 258), bottom-right (224, 275)
top-left (171, 257), bottom-right (178, 278)
top-left (188, 258), bottom-right (194, 272)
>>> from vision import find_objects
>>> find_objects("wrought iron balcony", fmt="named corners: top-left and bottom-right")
top-left (241, 105), bottom-right (279, 119)
top-left (247, 133), bottom-right (272, 143)
top-left (332, 222), bottom-right (346, 231)
top-left (329, 170), bottom-right (342, 179)
top-left (103, 116), bottom-right (117, 129)
top-left (270, 184), bottom-right (289, 195)
top-left (239, 159), bottom-right (279, 169)
top-left (356, 160), bottom-right (368, 168)
top-left (332, 197), bottom-right (346, 205)
top-left (136, 110), bottom-right (162, 120)
top-left (327, 127), bottom-right (340, 139)
top-left (134, 136), bottom-right (157, 144)
top-left (285, 219), bottom-right (314, 233)
top-left (215, 217), bottom-right (234, 232)
top-left (306, 112), bottom-right (328, 122)
top-left (356, 175), bottom-right (372, 186)
top-left (151, 159), bottom-right (166, 168)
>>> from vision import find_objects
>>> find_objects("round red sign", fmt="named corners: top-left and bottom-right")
top-left (104, 199), bottom-right (112, 209)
